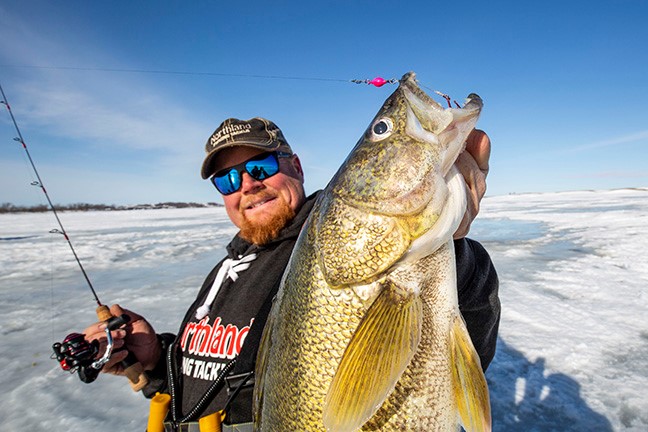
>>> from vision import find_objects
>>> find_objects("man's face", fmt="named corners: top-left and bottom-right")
top-left (213, 146), bottom-right (306, 244)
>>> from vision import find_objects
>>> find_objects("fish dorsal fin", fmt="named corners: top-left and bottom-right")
top-left (323, 282), bottom-right (423, 431)
top-left (450, 314), bottom-right (492, 432)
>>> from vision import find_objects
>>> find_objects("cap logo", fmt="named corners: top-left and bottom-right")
top-left (209, 123), bottom-right (252, 148)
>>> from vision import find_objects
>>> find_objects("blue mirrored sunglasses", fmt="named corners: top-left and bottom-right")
top-left (210, 151), bottom-right (292, 195)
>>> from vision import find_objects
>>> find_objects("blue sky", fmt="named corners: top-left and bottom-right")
top-left (1, 0), bottom-right (647, 206)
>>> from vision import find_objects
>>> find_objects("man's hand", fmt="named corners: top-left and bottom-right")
top-left (83, 304), bottom-right (161, 375)
top-left (454, 129), bottom-right (491, 239)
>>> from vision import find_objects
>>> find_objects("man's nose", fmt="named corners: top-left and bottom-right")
top-left (240, 172), bottom-right (264, 194)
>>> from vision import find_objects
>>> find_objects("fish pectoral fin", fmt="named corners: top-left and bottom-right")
top-left (323, 285), bottom-right (423, 432)
top-left (451, 314), bottom-right (492, 432)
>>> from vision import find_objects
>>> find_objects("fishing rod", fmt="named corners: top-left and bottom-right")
top-left (0, 84), bottom-right (100, 305)
top-left (0, 82), bottom-right (148, 391)
top-left (1, 73), bottom-right (403, 391)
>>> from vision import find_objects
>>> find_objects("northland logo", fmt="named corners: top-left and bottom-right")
top-left (182, 356), bottom-right (227, 381)
top-left (180, 316), bottom-right (253, 360)
top-left (209, 123), bottom-right (252, 148)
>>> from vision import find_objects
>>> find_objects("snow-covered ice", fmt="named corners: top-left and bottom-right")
top-left (0, 188), bottom-right (646, 431)
top-left (474, 188), bottom-right (648, 431)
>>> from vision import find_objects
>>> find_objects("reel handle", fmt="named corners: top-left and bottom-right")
top-left (96, 305), bottom-right (149, 392)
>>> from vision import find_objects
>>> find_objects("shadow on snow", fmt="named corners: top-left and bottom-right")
top-left (487, 338), bottom-right (612, 431)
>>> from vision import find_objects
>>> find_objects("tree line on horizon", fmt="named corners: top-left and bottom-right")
top-left (0, 202), bottom-right (223, 213)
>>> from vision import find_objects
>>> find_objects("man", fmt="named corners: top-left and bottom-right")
top-left (84, 117), bottom-right (500, 431)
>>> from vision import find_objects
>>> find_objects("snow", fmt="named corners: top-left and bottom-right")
top-left (473, 188), bottom-right (648, 431)
top-left (1, 189), bottom-right (647, 431)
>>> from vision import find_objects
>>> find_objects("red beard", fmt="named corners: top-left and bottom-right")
top-left (238, 194), bottom-right (296, 245)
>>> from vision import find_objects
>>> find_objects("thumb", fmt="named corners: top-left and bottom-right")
top-left (109, 304), bottom-right (145, 323)
top-left (109, 303), bottom-right (125, 318)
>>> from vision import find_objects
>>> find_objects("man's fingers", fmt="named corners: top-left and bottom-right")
top-left (456, 150), bottom-right (487, 202)
top-left (465, 129), bottom-right (491, 176)
top-left (93, 329), bottom-right (126, 358)
top-left (101, 349), bottom-right (129, 375)
top-left (453, 129), bottom-right (492, 239)
top-left (81, 304), bottom-right (154, 378)
top-left (110, 304), bottom-right (145, 322)
top-left (85, 320), bottom-right (109, 335)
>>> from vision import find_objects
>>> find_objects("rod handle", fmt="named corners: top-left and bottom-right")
top-left (96, 304), bottom-right (113, 322)
top-left (96, 304), bottom-right (149, 392)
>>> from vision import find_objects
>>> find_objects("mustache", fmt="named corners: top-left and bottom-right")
top-left (239, 191), bottom-right (277, 212)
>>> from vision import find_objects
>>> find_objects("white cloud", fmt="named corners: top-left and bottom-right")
top-left (0, 5), bottom-right (213, 160)
top-left (14, 76), bottom-right (206, 152)
top-left (562, 170), bottom-right (648, 179)
top-left (565, 130), bottom-right (648, 153)
top-left (0, 4), bottom-right (229, 206)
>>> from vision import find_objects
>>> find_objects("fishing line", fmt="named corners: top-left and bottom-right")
top-left (0, 71), bottom-right (398, 310)
top-left (0, 82), bottom-right (103, 307)
top-left (13, 65), bottom-right (453, 95)
top-left (2, 82), bottom-right (150, 391)
top-left (2, 65), bottom-right (462, 103)
top-left (0, 64), bottom-right (396, 86)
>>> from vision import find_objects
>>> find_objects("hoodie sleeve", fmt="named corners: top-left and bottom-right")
top-left (141, 332), bottom-right (177, 398)
top-left (454, 238), bottom-right (501, 371)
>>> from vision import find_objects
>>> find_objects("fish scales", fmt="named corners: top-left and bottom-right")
top-left (261, 228), bottom-right (366, 427)
top-left (255, 72), bottom-right (490, 432)
top-left (364, 245), bottom-right (457, 430)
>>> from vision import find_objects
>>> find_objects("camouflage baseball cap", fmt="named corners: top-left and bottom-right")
top-left (200, 117), bottom-right (293, 179)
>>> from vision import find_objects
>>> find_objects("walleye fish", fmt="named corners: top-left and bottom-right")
top-left (254, 72), bottom-right (490, 431)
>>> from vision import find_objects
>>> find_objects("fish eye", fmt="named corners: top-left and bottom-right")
top-left (371, 118), bottom-right (393, 138)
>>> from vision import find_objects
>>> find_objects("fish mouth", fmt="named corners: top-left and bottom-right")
top-left (401, 72), bottom-right (482, 136)
top-left (400, 72), bottom-right (453, 138)
top-left (400, 72), bottom-right (445, 113)
top-left (332, 74), bottom-right (451, 217)
top-left (330, 72), bottom-right (482, 219)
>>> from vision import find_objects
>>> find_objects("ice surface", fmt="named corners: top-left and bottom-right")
top-left (473, 188), bottom-right (648, 431)
top-left (0, 189), bottom-right (647, 431)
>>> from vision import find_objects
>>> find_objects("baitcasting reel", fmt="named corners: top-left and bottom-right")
top-left (52, 313), bottom-right (131, 383)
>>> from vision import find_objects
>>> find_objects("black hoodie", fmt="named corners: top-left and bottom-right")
top-left (143, 191), bottom-right (500, 425)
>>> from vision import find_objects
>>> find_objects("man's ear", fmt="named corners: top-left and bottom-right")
top-left (290, 154), bottom-right (304, 181)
